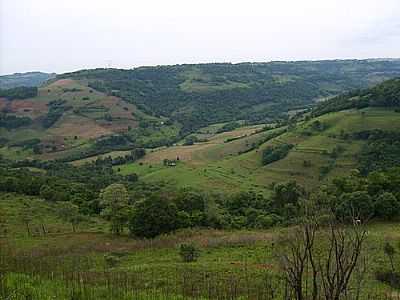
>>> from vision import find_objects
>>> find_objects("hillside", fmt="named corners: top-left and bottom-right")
top-left (0, 79), bottom-right (179, 161)
top-left (313, 77), bottom-right (400, 116)
top-left (59, 59), bottom-right (400, 134)
top-left (2, 69), bottom-right (400, 300)
top-left (1, 60), bottom-right (400, 163)
top-left (0, 72), bottom-right (56, 89)
top-left (113, 107), bottom-right (400, 192)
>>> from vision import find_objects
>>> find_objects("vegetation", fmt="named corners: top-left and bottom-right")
top-left (262, 143), bottom-right (293, 165)
top-left (0, 72), bottom-right (55, 89)
top-left (59, 60), bottom-right (400, 135)
top-left (313, 78), bottom-right (400, 116)
top-left (2, 65), bottom-right (400, 299)
top-left (0, 113), bottom-right (32, 129)
top-left (0, 86), bottom-right (38, 100)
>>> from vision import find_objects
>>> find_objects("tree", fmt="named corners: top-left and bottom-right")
top-left (271, 181), bottom-right (305, 212)
top-left (336, 191), bottom-right (373, 221)
top-left (129, 194), bottom-right (178, 238)
top-left (374, 192), bottom-right (400, 220)
top-left (40, 185), bottom-right (56, 202)
top-left (278, 214), bottom-right (368, 300)
top-left (56, 202), bottom-right (84, 232)
top-left (100, 183), bottom-right (130, 235)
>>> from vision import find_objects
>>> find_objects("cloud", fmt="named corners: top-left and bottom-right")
top-left (1, 0), bottom-right (400, 74)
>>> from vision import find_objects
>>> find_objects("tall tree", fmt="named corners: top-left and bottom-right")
top-left (99, 183), bottom-right (130, 235)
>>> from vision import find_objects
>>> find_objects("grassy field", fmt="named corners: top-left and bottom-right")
top-left (1, 192), bottom-right (399, 299)
top-left (113, 107), bottom-right (400, 193)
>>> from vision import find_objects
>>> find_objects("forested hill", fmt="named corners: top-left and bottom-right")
top-left (59, 59), bottom-right (400, 134)
top-left (0, 72), bottom-right (56, 89)
top-left (312, 77), bottom-right (400, 116)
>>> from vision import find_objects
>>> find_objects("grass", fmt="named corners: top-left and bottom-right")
top-left (112, 107), bottom-right (400, 194)
top-left (1, 192), bottom-right (400, 299)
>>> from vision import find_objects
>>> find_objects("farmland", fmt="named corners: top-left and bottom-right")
top-left (114, 107), bottom-right (400, 193)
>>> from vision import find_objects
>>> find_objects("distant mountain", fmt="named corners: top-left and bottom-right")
top-left (0, 72), bottom-right (56, 89)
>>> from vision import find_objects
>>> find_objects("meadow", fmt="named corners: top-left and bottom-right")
top-left (1, 192), bottom-right (399, 299)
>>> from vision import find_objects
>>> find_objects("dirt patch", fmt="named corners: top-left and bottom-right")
top-left (39, 136), bottom-right (68, 153)
top-left (142, 143), bottom-right (216, 164)
top-left (49, 114), bottom-right (112, 139)
top-left (0, 98), bottom-right (8, 111)
top-left (47, 79), bottom-right (77, 88)
top-left (8, 100), bottom-right (48, 119)
top-left (98, 119), bottom-right (138, 133)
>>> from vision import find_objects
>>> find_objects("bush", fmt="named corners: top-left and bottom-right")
top-left (375, 271), bottom-right (400, 288)
top-left (129, 194), bottom-right (178, 238)
top-left (179, 243), bottom-right (200, 262)
top-left (262, 144), bottom-right (293, 165)
top-left (374, 192), bottom-right (400, 220)
top-left (254, 214), bottom-right (281, 229)
top-left (104, 254), bottom-right (121, 268)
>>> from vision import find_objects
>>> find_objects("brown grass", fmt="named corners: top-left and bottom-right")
top-left (140, 125), bottom-right (264, 165)
top-left (49, 114), bottom-right (112, 139)
top-left (9, 99), bottom-right (49, 119)
top-left (47, 79), bottom-right (76, 88)
top-left (9, 229), bottom-right (272, 258)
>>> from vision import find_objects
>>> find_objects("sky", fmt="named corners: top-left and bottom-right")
top-left (1, 0), bottom-right (400, 75)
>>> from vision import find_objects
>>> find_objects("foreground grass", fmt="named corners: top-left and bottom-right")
top-left (2, 193), bottom-right (400, 299)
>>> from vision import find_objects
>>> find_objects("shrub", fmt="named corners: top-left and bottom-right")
top-left (375, 271), bottom-right (400, 288)
top-left (255, 214), bottom-right (281, 229)
top-left (374, 192), bottom-right (400, 220)
top-left (129, 194), bottom-right (178, 238)
top-left (262, 144), bottom-right (293, 165)
top-left (179, 243), bottom-right (200, 262)
top-left (104, 254), bottom-right (121, 268)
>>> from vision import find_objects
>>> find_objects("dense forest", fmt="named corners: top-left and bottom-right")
top-left (0, 86), bottom-right (38, 100)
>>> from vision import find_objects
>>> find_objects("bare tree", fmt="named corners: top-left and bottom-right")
top-left (278, 220), bottom-right (318, 300)
top-left (277, 214), bottom-right (368, 300)
top-left (318, 221), bottom-right (367, 300)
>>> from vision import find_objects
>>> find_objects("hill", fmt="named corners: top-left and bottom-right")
top-left (0, 78), bottom-right (178, 161)
top-left (1, 60), bottom-right (400, 163)
top-left (313, 77), bottom-right (400, 116)
top-left (0, 72), bottom-right (56, 89)
top-left (2, 73), bottom-right (400, 300)
top-left (114, 107), bottom-right (400, 193)
top-left (59, 59), bottom-right (400, 135)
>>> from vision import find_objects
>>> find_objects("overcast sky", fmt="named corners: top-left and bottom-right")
top-left (1, 0), bottom-right (400, 75)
